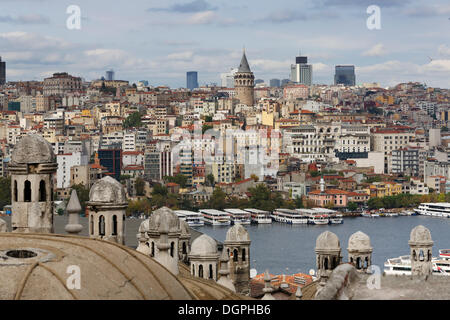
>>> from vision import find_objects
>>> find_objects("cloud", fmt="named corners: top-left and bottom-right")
top-left (260, 10), bottom-right (308, 23)
top-left (0, 31), bottom-right (71, 51)
top-left (186, 11), bottom-right (217, 24)
top-left (0, 14), bottom-right (50, 24)
top-left (148, 0), bottom-right (217, 13)
top-left (167, 51), bottom-right (194, 60)
top-left (438, 45), bottom-right (450, 57)
top-left (318, 0), bottom-right (410, 7)
top-left (404, 5), bottom-right (450, 17)
top-left (362, 43), bottom-right (387, 57)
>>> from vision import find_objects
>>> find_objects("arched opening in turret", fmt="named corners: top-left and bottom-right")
top-left (233, 249), bottom-right (238, 262)
top-left (90, 215), bottom-right (94, 235)
top-left (99, 215), bottom-right (105, 236)
top-left (419, 250), bottom-right (424, 261)
top-left (170, 242), bottom-right (175, 257)
top-left (242, 248), bottom-right (246, 262)
top-left (151, 242), bottom-right (155, 257)
top-left (182, 242), bottom-right (187, 254)
top-left (192, 264), bottom-right (195, 276)
top-left (413, 250), bottom-right (417, 261)
top-left (24, 180), bottom-right (31, 202)
top-left (112, 215), bottom-right (117, 236)
top-left (14, 180), bottom-right (17, 202)
top-left (356, 257), bottom-right (361, 269)
top-left (39, 180), bottom-right (46, 202)
top-left (324, 257), bottom-right (329, 270)
top-left (428, 250), bottom-right (432, 261)
top-left (364, 257), bottom-right (369, 269)
top-left (209, 264), bottom-right (213, 279)
top-left (199, 265), bottom-right (204, 278)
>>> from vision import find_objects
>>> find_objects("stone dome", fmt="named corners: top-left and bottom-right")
top-left (88, 176), bottom-right (127, 204)
top-left (225, 223), bottom-right (250, 242)
top-left (316, 231), bottom-right (340, 250)
top-left (0, 233), bottom-right (193, 300)
top-left (148, 207), bottom-right (181, 234)
top-left (409, 225), bottom-right (434, 245)
top-left (10, 134), bottom-right (55, 165)
top-left (138, 218), bottom-right (150, 234)
top-left (190, 234), bottom-right (218, 256)
top-left (348, 231), bottom-right (372, 251)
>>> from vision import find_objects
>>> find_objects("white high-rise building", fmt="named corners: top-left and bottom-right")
top-left (290, 55), bottom-right (312, 86)
top-left (221, 68), bottom-right (238, 88)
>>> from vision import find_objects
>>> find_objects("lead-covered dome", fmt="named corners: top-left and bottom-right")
top-left (190, 234), bottom-right (218, 256)
top-left (0, 233), bottom-right (193, 300)
top-left (88, 176), bottom-right (127, 204)
top-left (409, 225), bottom-right (433, 246)
top-left (11, 134), bottom-right (55, 165)
top-left (148, 207), bottom-right (181, 233)
top-left (316, 231), bottom-right (340, 251)
top-left (225, 223), bottom-right (250, 243)
top-left (348, 231), bottom-right (372, 251)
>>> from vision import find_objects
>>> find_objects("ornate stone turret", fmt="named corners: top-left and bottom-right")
top-left (261, 270), bottom-right (275, 300)
top-left (155, 213), bottom-right (179, 275)
top-left (65, 189), bottom-right (83, 235)
top-left (295, 286), bottom-right (303, 300)
top-left (217, 249), bottom-right (236, 292)
top-left (9, 134), bottom-right (57, 233)
top-left (234, 49), bottom-right (255, 106)
top-left (136, 219), bottom-right (151, 255)
top-left (348, 231), bottom-right (373, 272)
top-left (315, 231), bottom-right (341, 286)
top-left (179, 220), bottom-right (191, 264)
top-left (224, 223), bottom-right (251, 295)
top-left (189, 234), bottom-right (220, 280)
top-left (409, 225), bottom-right (434, 277)
top-left (87, 176), bottom-right (127, 244)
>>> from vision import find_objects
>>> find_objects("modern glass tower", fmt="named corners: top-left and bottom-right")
top-left (0, 57), bottom-right (5, 85)
top-left (186, 71), bottom-right (199, 90)
top-left (290, 55), bottom-right (312, 86)
top-left (334, 65), bottom-right (356, 86)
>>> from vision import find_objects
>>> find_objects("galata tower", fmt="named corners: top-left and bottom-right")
top-left (234, 50), bottom-right (255, 106)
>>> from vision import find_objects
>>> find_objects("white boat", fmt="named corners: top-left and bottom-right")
top-left (308, 214), bottom-right (329, 225)
top-left (223, 208), bottom-right (251, 225)
top-left (174, 210), bottom-right (204, 227)
top-left (244, 208), bottom-right (272, 224)
top-left (362, 211), bottom-right (379, 218)
top-left (384, 212), bottom-right (399, 217)
top-left (272, 209), bottom-right (308, 224)
top-left (414, 203), bottom-right (450, 218)
top-left (198, 209), bottom-right (231, 226)
top-left (329, 213), bottom-right (343, 224)
top-left (384, 250), bottom-right (450, 276)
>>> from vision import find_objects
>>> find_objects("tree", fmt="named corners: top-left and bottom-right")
top-left (135, 177), bottom-right (145, 196)
top-left (250, 174), bottom-right (259, 182)
top-left (309, 171), bottom-right (320, 177)
top-left (294, 195), bottom-right (304, 208)
top-left (70, 184), bottom-right (90, 212)
top-left (0, 177), bottom-right (11, 209)
top-left (202, 124), bottom-right (213, 134)
top-left (123, 112), bottom-right (142, 129)
top-left (347, 202), bottom-right (358, 211)
top-left (208, 187), bottom-right (227, 210)
top-left (206, 173), bottom-right (215, 187)
top-left (152, 184), bottom-right (168, 197)
top-left (164, 174), bottom-right (188, 188)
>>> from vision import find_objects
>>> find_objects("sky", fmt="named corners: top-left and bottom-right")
top-left (0, 0), bottom-right (449, 88)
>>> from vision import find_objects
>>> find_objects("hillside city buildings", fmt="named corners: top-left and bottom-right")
top-left (0, 51), bottom-right (449, 209)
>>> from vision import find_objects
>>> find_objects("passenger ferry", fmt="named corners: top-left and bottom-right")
top-left (311, 208), bottom-right (343, 224)
top-left (223, 208), bottom-right (251, 225)
top-left (174, 210), bottom-right (204, 227)
top-left (295, 209), bottom-right (329, 225)
top-left (198, 209), bottom-right (231, 226)
top-left (414, 203), bottom-right (450, 218)
top-left (244, 208), bottom-right (272, 224)
top-left (384, 249), bottom-right (450, 276)
top-left (272, 209), bottom-right (308, 224)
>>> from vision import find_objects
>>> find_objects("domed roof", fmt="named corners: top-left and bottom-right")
top-left (348, 231), bottom-right (372, 251)
top-left (89, 176), bottom-right (127, 204)
top-left (225, 223), bottom-right (250, 242)
top-left (11, 134), bottom-right (55, 165)
top-left (148, 207), bottom-right (181, 233)
top-left (0, 233), bottom-right (193, 300)
top-left (138, 218), bottom-right (150, 234)
top-left (409, 225), bottom-right (433, 244)
top-left (190, 234), bottom-right (218, 256)
top-left (316, 231), bottom-right (340, 250)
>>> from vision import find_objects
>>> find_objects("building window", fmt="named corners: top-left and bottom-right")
top-left (99, 215), bottom-right (105, 236)
top-left (112, 215), bottom-right (117, 235)
top-left (14, 180), bottom-right (17, 202)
